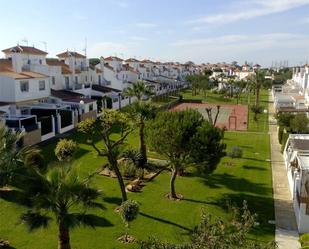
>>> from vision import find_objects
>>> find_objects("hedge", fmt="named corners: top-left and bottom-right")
top-left (278, 126), bottom-right (284, 144)
top-left (281, 131), bottom-right (290, 153)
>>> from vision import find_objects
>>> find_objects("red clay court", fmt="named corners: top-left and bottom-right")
top-left (170, 103), bottom-right (248, 131)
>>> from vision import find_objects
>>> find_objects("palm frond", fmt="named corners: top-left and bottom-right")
top-left (20, 211), bottom-right (51, 231)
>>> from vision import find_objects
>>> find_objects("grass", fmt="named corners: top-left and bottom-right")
top-left (0, 128), bottom-right (274, 248)
top-left (181, 89), bottom-right (269, 132)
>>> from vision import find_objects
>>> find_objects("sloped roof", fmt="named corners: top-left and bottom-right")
top-left (56, 51), bottom-right (86, 59)
top-left (125, 58), bottom-right (139, 63)
top-left (51, 89), bottom-right (84, 100)
top-left (92, 84), bottom-right (121, 93)
top-left (46, 58), bottom-right (82, 74)
top-left (2, 45), bottom-right (48, 55)
top-left (105, 56), bottom-right (123, 62)
top-left (0, 59), bottom-right (48, 79)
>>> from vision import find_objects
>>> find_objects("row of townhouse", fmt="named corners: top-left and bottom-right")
top-left (201, 62), bottom-right (261, 80)
top-left (0, 45), bottom-right (197, 146)
top-left (283, 134), bottom-right (309, 233)
top-left (272, 64), bottom-right (309, 114)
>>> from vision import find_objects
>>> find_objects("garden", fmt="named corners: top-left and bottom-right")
top-left (0, 81), bottom-right (275, 249)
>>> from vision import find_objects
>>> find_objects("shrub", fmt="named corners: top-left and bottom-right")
top-left (278, 126), bottom-right (284, 144)
top-left (24, 151), bottom-right (46, 173)
top-left (300, 233), bottom-right (309, 246)
top-left (119, 200), bottom-right (139, 225)
top-left (120, 160), bottom-right (137, 178)
top-left (54, 139), bottom-right (78, 162)
top-left (228, 145), bottom-right (243, 158)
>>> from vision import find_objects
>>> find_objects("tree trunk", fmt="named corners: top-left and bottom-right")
top-left (58, 223), bottom-right (71, 249)
top-left (110, 159), bottom-right (127, 203)
top-left (170, 168), bottom-right (178, 199)
top-left (139, 118), bottom-right (147, 167)
top-left (255, 82), bottom-right (260, 107)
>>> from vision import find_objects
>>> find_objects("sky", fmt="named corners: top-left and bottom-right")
top-left (0, 0), bottom-right (309, 67)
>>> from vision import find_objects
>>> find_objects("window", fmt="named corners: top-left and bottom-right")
top-left (65, 77), bottom-right (69, 84)
top-left (51, 76), bottom-right (55, 85)
top-left (98, 75), bottom-right (101, 84)
top-left (75, 76), bottom-right (78, 84)
top-left (91, 76), bottom-right (93, 82)
top-left (39, 59), bottom-right (42, 64)
top-left (85, 76), bottom-right (88, 82)
top-left (27, 59), bottom-right (31, 65)
top-left (89, 104), bottom-right (93, 111)
top-left (39, 80), bottom-right (45, 91)
top-left (20, 81), bottom-right (29, 92)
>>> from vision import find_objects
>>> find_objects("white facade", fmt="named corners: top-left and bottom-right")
top-left (283, 134), bottom-right (309, 233)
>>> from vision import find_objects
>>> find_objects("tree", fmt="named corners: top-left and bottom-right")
top-left (0, 122), bottom-right (34, 187)
top-left (123, 81), bottom-right (154, 101)
top-left (249, 70), bottom-right (269, 108)
top-left (126, 101), bottom-right (156, 167)
top-left (20, 164), bottom-right (105, 249)
top-left (146, 110), bottom-right (225, 199)
top-left (123, 82), bottom-right (156, 166)
top-left (54, 139), bottom-right (78, 162)
top-left (290, 113), bottom-right (309, 134)
top-left (118, 200), bottom-right (139, 243)
top-left (275, 112), bottom-right (295, 128)
top-left (78, 109), bottom-right (134, 202)
top-left (138, 201), bottom-right (276, 249)
top-left (234, 80), bottom-right (247, 104)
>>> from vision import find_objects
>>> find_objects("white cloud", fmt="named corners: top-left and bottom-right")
top-left (169, 33), bottom-right (309, 65)
top-left (136, 22), bottom-right (158, 28)
top-left (88, 42), bottom-right (128, 57)
top-left (188, 0), bottom-right (309, 25)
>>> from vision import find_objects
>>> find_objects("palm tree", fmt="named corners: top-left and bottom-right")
top-left (20, 164), bottom-right (105, 249)
top-left (123, 81), bottom-right (154, 101)
top-left (0, 122), bottom-right (34, 188)
top-left (123, 82), bottom-right (155, 166)
top-left (127, 102), bottom-right (156, 166)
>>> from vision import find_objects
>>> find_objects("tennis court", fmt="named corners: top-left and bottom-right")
top-left (170, 103), bottom-right (248, 131)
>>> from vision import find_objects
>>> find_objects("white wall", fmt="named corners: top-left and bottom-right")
top-left (0, 76), bottom-right (16, 102)
top-left (14, 77), bottom-right (50, 102)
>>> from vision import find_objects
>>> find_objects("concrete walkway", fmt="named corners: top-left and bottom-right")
top-left (268, 94), bottom-right (300, 249)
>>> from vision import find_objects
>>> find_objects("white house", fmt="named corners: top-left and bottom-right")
top-left (283, 134), bottom-right (309, 233)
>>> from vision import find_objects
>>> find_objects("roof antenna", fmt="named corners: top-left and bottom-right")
top-left (21, 38), bottom-right (28, 46)
top-left (83, 37), bottom-right (87, 57)
top-left (40, 41), bottom-right (47, 52)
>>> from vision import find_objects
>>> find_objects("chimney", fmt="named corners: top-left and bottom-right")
top-left (11, 51), bottom-right (22, 73)
top-left (68, 53), bottom-right (76, 90)
top-left (100, 56), bottom-right (105, 76)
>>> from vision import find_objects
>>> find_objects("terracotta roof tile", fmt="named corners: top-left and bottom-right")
top-left (56, 51), bottom-right (86, 59)
top-left (105, 56), bottom-right (123, 61)
top-left (2, 45), bottom-right (47, 55)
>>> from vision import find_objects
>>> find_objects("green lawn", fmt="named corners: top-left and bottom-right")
top-left (181, 89), bottom-right (269, 132)
top-left (0, 129), bottom-right (274, 248)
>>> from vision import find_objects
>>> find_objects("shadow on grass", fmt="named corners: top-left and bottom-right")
top-left (242, 165), bottom-right (267, 171)
top-left (242, 157), bottom-right (268, 162)
top-left (183, 197), bottom-right (219, 206)
top-left (140, 212), bottom-right (191, 232)
top-left (216, 193), bottom-right (275, 240)
top-left (81, 214), bottom-right (114, 228)
top-left (103, 196), bottom-right (122, 205)
top-left (201, 173), bottom-right (272, 195)
top-left (0, 189), bottom-right (31, 207)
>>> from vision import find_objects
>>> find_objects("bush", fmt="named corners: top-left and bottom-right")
top-left (228, 145), bottom-right (243, 158)
top-left (120, 160), bottom-right (137, 178)
top-left (119, 200), bottom-right (139, 225)
top-left (300, 234), bottom-right (309, 246)
top-left (24, 151), bottom-right (46, 173)
top-left (55, 139), bottom-right (78, 162)
top-left (278, 126), bottom-right (284, 144)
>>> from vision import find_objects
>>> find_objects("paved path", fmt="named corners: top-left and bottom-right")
top-left (268, 94), bottom-right (300, 249)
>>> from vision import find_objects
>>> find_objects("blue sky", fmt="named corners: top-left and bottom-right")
top-left (0, 0), bottom-right (308, 66)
